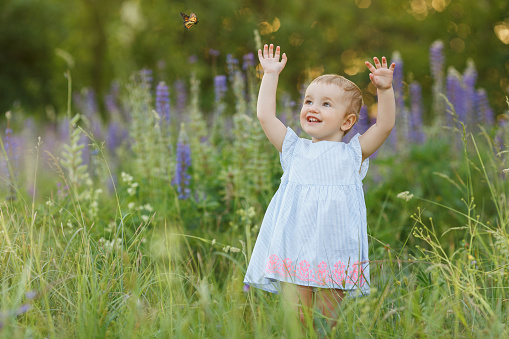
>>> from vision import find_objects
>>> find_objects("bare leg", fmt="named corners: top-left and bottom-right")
top-left (281, 283), bottom-right (314, 330)
top-left (315, 288), bottom-right (344, 329)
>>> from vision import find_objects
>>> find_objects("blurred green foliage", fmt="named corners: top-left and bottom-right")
top-left (1, 0), bottom-right (509, 118)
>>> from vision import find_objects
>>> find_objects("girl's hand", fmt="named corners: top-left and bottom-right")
top-left (365, 56), bottom-right (396, 90)
top-left (258, 44), bottom-right (287, 75)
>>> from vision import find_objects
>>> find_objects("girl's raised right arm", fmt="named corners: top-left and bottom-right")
top-left (257, 44), bottom-right (288, 153)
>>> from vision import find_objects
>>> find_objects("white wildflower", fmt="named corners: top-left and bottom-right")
top-left (503, 168), bottom-right (509, 174)
top-left (143, 204), bottom-right (153, 212)
top-left (230, 247), bottom-right (241, 253)
top-left (127, 187), bottom-right (136, 196)
top-left (141, 215), bottom-right (149, 223)
top-left (46, 199), bottom-right (54, 207)
top-left (211, 239), bottom-right (216, 246)
top-left (121, 172), bottom-right (133, 183)
top-left (223, 246), bottom-right (231, 253)
top-left (128, 202), bottom-right (136, 210)
top-left (397, 191), bottom-right (414, 202)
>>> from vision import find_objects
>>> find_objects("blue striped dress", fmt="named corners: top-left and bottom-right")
top-left (244, 127), bottom-right (370, 297)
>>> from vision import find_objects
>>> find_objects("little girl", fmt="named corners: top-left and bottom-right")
top-left (244, 44), bottom-right (396, 326)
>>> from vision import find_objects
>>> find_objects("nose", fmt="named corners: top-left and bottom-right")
top-left (308, 103), bottom-right (319, 113)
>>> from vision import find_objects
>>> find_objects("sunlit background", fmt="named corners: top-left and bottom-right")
top-left (1, 0), bottom-right (508, 120)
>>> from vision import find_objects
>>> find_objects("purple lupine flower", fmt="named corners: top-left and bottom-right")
top-left (15, 304), bottom-right (31, 316)
top-left (409, 82), bottom-right (426, 143)
top-left (209, 49), bottom-right (220, 57)
top-left (156, 81), bottom-right (171, 124)
top-left (106, 121), bottom-right (128, 153)
top-left (243, 52), bottom-right (255, 71)
top-left (475, 89), bottom-right (495, 128)
top-left (139, 68), bottom-right (153, 90)
top-left (58, 116), bottom-right (70, 143)
top-left (391, 52), bottom-right (404, 149)
top-left (446, 67), bottom-right (466, 124)
top-left (392, 53), bottom-right (405, 119)
top-left (462, 60), bottom-right (477, 127)
top-left (357, 105), bottom-right (371, 134)
top-left (214, 75), bottom-right (228, 103)
top-left (429, 40), bottom-right (445, 81)
top-left (105, 93), bottom-right (118, 116)
top-left (105, 81), bottom-right (121, 116)
top-left (174, 80), bottom-right (187, 116)
top-left (243, 284), bottom-right (250, 293)
top-left (172, 124), bottom-right (192, 199)
top-left (85, 89), bottom-right (99, 118)
top-left (76, 88), bottom-right (103, 140)
top-left (187, 55), bottom-right (198, 64)
top-left (79, 133), bottom-right (91, 168)
top-left (226, 54), bottom-right (239, 77)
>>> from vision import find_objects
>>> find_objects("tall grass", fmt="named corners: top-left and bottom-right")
top-left (0, 49), bottom-right (508, 337)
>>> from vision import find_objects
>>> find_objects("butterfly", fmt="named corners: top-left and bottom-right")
top-left (180, 12), bottom-right (198, 30)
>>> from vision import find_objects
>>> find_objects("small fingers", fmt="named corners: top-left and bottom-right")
top-left (389, 62), bottom-right (396, 71)
top-left (274, 45), bottom-right (280, 60)
top-left (281, 52), bottom-right (287, 66)
top-left (261, 43), bottom-right (285, 61)
top-left (262, 44), bottom-right (269, 58)
top-left (381, 56), bottom-right (387, 68)
top-left (365, 61), bottom-right (376, 73)
top-left (373, 57), bottom-right (381, 68)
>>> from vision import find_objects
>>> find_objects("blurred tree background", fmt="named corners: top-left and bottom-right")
top-left (1, 0), bottom-right (508, 121)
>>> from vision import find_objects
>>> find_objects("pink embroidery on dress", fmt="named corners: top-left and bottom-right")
top-left (317, 261), bottom-right (328, 283)
top-left (265, 255), bottom-right (367, 288)
top-left (296, 260), bottom-right (311, 280)
top-left (266, 254), bottom-right (279, 274)
top-left (333, 261), bottom-right (346, 283)
top-left (281, 258), bottom-right (293, 277)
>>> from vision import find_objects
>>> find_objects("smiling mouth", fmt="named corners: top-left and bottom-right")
top-left (307, 116), bottom-right (322, 123)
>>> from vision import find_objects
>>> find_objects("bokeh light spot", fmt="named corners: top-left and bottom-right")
top-left (355, 0), bottom-right (371, 9)
top-left (259, 17), bottom-right (281, 35)
top-left (431, 0), bottom-right (450, 12)
top-left (494, 22), bottom-right (509, 44)
top-left (307, 66), bottom-right (324, 80)
top-left (450, 38), bottom-right (465, 52)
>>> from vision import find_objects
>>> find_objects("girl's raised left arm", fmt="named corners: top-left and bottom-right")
top-left (359, 56), bottom-right (396, 161)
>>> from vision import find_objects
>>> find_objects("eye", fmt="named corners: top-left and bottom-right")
top-left (323, 102), bottom-right (331, 107)
top-left (304, 99), bottom-right (312, 105)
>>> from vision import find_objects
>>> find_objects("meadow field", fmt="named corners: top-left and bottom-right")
top-left (1, 40), bottom-right (508, 338)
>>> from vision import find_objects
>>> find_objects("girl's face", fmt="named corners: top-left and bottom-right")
top-left (299, 83), bottom-right (356, 143)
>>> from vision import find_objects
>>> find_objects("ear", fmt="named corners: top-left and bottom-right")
top-left (341, 113), bottom-right (357, 132)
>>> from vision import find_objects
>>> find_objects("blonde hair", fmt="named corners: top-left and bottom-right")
top-left (309, 74), bottom-right (363, 134)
